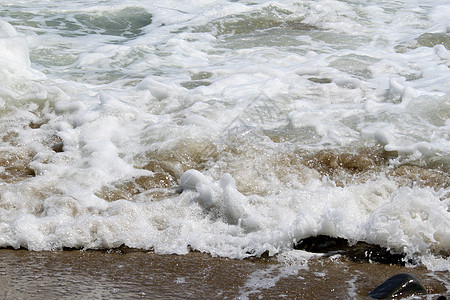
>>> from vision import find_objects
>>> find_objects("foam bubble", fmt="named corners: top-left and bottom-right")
top-left (0, 20), bottom-right (39, 79)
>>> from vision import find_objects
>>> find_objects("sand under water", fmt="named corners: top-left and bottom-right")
top-left (0, 248), bottom-right (448, 299)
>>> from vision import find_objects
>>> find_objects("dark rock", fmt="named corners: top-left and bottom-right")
top-left (294, 235), bottom-right (407, 265)
top-left (368, 273), bottom-right (427, 299)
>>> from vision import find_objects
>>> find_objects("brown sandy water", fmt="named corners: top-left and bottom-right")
top-left (0, 249), bottom-right (448, 299)
top-left (0, 145), bottom-right (448, 299)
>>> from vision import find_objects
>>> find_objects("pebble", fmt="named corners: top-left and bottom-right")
top-left (368, 273), bottom-right (427, 299)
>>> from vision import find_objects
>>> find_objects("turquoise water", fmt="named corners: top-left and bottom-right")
top-left (0, 0), bottom-right (448, 274)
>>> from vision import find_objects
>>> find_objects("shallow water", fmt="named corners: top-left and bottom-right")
top-left (0, 0), bottom-right (449, 290)
top-left (0, 249), bottom-right (448, 299)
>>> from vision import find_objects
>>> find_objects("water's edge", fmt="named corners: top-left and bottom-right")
top-left (0, 248), bottom-right (448, 299)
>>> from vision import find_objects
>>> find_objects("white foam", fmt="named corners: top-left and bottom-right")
top-left (0, 0), bottom-right (448, 275)
top-left (0, 20), bottom-right (45, 84)
top-left (239, 250), bottom-right (314, 298)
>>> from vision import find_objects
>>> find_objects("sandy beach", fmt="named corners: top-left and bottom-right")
top-left (0, 248), bottom-right (447, 299)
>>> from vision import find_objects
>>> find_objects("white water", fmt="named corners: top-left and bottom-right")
top-left (0, 0), bottom-right (449, 271)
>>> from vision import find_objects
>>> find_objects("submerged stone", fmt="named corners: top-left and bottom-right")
top-left (368, 273), bottom-right (427, 299)
top-left (294, 235), bottom-right (406, 265)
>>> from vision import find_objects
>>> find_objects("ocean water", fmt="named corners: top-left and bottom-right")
top-left (0, 0), bottom-right (448, 273)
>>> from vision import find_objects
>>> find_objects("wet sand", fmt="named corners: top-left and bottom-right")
top-left (0, 249), bottom-right (448, 299)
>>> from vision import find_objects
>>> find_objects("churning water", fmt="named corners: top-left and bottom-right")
top-left (0, 0), bottom-right (449, 272)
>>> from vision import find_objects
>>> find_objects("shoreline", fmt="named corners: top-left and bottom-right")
top-left (0, 248), bottom-right (447, 299)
